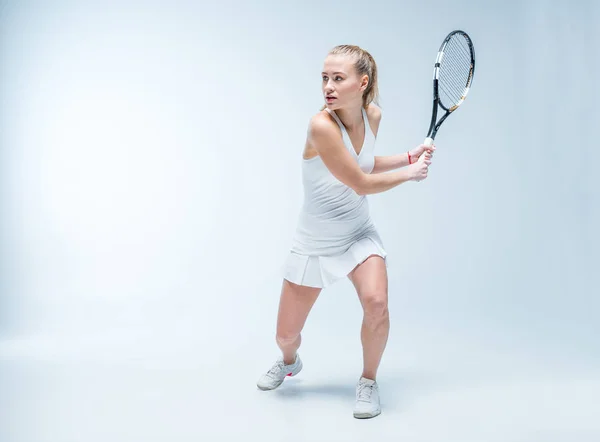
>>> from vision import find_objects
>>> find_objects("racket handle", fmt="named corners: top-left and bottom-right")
top-left (418, 137), bottom-right (434, 165)
top-left (415, 137), bottom-right (434, 183)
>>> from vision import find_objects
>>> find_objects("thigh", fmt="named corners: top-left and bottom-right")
top-left (277, 279), bottom-right (322, 335)
top-left (348, 255), bottom-right (388, 307)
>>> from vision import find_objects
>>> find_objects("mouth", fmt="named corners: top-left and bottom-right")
top-left (325, 96), bottom-right (337, 102)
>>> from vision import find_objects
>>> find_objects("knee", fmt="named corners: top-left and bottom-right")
top-left (276, 330), bottom-right (300, 347)
top-left (362, 292), bottom-right (389, 319)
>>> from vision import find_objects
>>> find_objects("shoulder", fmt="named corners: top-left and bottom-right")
top-left (366, 103), bottom-right (382, 120)
top-left (365, 103), bottom-right (382, 136)
top-left (308, 110), bottom-right (339, 139)
top-left (305, 110), bottom-right (345, 156)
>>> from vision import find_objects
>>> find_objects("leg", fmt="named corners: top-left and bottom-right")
top-left (348, 255), bottom-right (389, 381)
top-left (276, 279), bottom-right (321, 364)
top-left (257, 279), bottom-right (321, 390)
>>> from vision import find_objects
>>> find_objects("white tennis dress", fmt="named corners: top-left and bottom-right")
top-left (283, 106), bottom-right (387, 288)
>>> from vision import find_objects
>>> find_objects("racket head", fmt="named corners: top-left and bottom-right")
top-left (435, 30), bottom-right (476, 112)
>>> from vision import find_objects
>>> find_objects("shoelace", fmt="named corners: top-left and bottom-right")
top-left (267, 360), bottom-right (286, 377)
top-left (357, 383), bottom-right (374, 402)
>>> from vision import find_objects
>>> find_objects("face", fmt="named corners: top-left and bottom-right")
top-left (322, 54), bottom-right (368, 110)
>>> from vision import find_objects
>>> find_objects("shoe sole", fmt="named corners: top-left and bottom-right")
top-left (353, 409), bottom-right (381, 419)
top-left (256, 360), bottom-right (303, 391)
top-left (257, 381), bottom-right (283, 391)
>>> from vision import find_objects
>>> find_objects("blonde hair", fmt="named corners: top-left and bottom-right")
top-left (322, 45), bottom-right (380, 110)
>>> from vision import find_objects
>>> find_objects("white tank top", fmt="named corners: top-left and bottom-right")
top-left (290, 106), bottom-right (379, 256)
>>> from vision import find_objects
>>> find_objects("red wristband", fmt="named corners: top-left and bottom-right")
top-left (407, 151), bottom-right (412, 164)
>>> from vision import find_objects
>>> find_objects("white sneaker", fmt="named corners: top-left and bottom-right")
top-left (353, 376), bottom-right (381, 419)
top-left (256, 354), bottom-right (303, 390)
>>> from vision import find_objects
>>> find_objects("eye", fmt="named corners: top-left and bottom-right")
top-left (335, 76), bottom-right (343, 81)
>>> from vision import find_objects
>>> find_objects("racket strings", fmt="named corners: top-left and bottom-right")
top-left (439, 42), bottom-right (471, 105)
top-left (446, 38), bottom-right (472, 59)
top-left (442, 44), bottom-right (471, 78)
top-left (439, 58), bottom-right (470, 103)
top-left (440, 45), bottom-right (471, 98)
top-left (438, 35), bottom-right (473, 108)
top-left (440, 58), bottom-right (469, 92)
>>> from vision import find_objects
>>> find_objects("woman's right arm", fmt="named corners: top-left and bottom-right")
top-left (309, 113), bottom-right (431, 195)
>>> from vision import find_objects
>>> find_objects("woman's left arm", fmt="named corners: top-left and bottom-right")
top-left (372, 145), bottom-right (435, 173)
top-left (367, 105), bottom-right (435, 174)
top-left (372, 153), bottom-right (411, 173)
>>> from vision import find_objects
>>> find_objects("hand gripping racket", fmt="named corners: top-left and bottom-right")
top-left (420, 30), bottom-right (475, 156)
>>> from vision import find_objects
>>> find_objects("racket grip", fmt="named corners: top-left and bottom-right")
top-left (417, 137), bottom-right (434, 165)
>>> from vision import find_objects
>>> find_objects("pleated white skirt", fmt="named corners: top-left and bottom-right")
top-left (282, 234), bottom-right (387, 288)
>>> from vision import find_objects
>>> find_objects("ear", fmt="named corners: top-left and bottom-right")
top-left (360, 74), bottom-right (369, 92)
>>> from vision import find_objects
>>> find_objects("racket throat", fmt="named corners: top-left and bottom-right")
top-left (426, 96), bottom-right (439, 140)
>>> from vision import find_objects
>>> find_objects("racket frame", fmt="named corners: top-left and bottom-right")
top-left (424, 30), bottom-right (475, 146)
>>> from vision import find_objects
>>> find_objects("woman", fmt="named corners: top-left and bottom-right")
top-left (257, 45), bottom-right (434, 419)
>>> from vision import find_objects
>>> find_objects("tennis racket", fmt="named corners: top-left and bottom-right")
top-left (420, 30), bottom-right (475, 156)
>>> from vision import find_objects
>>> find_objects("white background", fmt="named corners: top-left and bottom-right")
top-left (1, 0), bottom-right (598, 441)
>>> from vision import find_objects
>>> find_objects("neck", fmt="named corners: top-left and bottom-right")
top-left (334, 105), bottom-right (364, 131)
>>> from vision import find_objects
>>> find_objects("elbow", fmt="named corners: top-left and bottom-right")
top-left (354, 178), bottom-right (370, 196)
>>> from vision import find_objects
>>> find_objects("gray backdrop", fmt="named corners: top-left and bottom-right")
top-left (1, 0), bottom-right (598, 441)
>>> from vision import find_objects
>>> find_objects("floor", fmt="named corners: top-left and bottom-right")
top-left (2, 301), bottom-right (598, 442)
